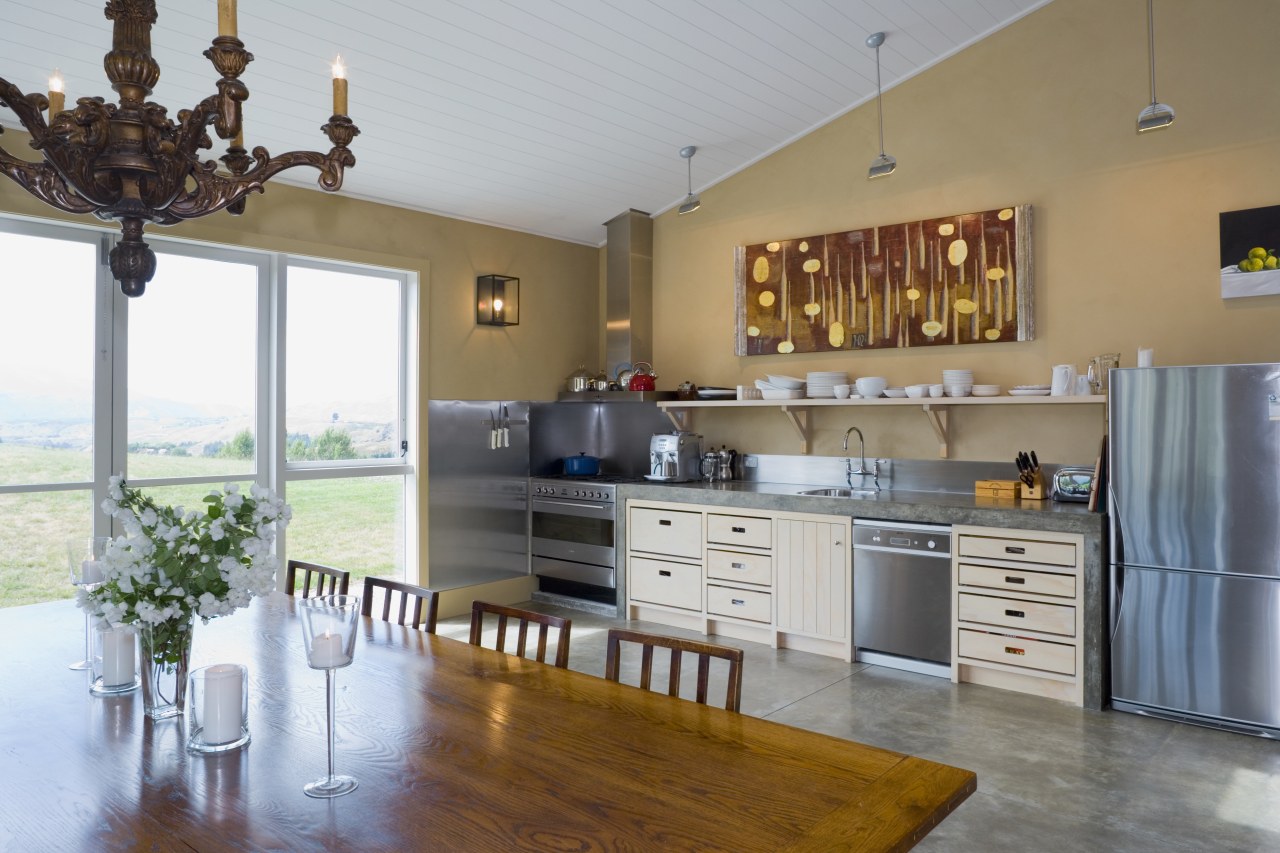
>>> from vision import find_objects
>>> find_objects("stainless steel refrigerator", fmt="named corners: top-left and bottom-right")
top-left (1109, 364), bottom-right (1280, 738)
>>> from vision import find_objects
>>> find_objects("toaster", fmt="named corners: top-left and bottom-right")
top-left (1051, 466), bottom-right (1095, 502)
top-left (647, 432), bottom-right (702, 482)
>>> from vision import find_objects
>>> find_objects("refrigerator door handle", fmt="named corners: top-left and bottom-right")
top-left (1110, 562), bottom-right (1125, 642)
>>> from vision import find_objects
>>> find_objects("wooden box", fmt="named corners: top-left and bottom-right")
top-left (975, 479), bottom-right (1020, 499)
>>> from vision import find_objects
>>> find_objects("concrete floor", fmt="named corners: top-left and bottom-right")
top-left (440, 602), bottom-right (1280, 852)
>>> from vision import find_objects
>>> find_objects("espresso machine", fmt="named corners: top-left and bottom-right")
top-left (647, 432), bottom-right (702, 481)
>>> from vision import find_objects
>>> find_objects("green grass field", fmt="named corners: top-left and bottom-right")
top-left (0, 444), bottom-right (401, 609)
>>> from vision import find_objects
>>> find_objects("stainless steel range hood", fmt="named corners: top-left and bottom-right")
top-left (558, 209), bottom-right (674, 402)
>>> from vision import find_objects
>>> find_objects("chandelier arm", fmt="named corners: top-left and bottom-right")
top-left (164, 145), bottom-right (357, 221)
top-left (0, 141), bottom-right (99, 215)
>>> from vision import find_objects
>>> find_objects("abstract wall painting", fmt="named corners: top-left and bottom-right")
top-left (734, 205), bottom-right (1034, 356)
top-left (1220, 204), bottom-right (1280, 299)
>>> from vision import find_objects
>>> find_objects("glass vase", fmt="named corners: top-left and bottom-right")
top-left (139, 618), bottom-right (195, 720)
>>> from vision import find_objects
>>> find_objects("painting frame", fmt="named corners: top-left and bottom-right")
top-left (734, 204), bottom-right (1034, 356)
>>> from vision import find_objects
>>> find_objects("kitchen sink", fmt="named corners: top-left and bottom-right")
top-left (796, 487), bottom-right (878, 498)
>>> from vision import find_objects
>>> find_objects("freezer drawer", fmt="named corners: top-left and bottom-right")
top-left (1112, 566), bottom-right (1280, 732)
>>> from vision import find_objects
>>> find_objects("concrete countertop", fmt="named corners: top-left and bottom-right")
top-left (617, 480), bottom-right (1105, 536)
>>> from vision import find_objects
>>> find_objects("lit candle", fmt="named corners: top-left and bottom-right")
top-left (331, 55), bottom-right (348, 116)
top-left (201, 664), bottom-right (244, 745)
top-left (47, 70), bottom-right (65, 124)
top-left (101, 628), bottom-right (135, 687)
top-left (218, 0), bottom-right (238, 38)
top-left (309, 632), bottom-right (349, 668)
top-left (80, 559), bottom-right (103, 585)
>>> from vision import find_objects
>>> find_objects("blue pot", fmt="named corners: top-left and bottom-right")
top-left (563, 453), bottom-right (600, 476)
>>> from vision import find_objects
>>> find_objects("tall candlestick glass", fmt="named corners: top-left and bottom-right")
top-left (67, 537), bottom-right (111, 670)
top-left (299, 594), bottom-right (361, 798)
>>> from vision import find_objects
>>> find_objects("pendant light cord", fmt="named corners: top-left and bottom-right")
top-left (875, 42), bottom-right (887, 156)
top-left (1147, 0), bottom-right (1158, 106)
top-left (687, 155), bottom-right (693, 195)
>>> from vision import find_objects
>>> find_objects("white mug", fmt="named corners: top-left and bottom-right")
top-left (1051, 364), bottom-right (1077, 396)
top-left (1074, 374), bottom-right (1092, 396)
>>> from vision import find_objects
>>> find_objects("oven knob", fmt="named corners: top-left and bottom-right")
top-left (573, 490), bottom-right (581, 497)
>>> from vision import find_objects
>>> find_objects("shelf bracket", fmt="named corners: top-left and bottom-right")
top-left (779, 405), bottom-right (813, 454)
top-left (662, 406), bottom-right (691, 432)
top-left (922, 404), bottom-right (950, 458)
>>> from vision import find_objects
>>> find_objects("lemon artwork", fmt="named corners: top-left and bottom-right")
top-left (1237, 247), bottom-right (1277, 273)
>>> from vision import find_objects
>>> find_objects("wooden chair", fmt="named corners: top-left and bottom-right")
top-left (360, 577), bottom-right (440, 633)
top-left (468, 601), bottom-right (572, 669)
top-left (284, 559), bottom-right (350, 598)
top-left (604, 628), bottom-right (744, 712)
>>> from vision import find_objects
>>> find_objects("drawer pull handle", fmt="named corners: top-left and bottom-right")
top-left (659, 519), bottom-right (672, 526)
top-left (1005, 576), bottom-right (1026, 584)
top-left (1004, 646), bottom-right (1026, 656)
top-left (658, 570), bottom-right (672, 577)
top-left (732, 526), bottom-right (746, 533)
top-left (731, 598), bottom-right (745, 606)
top-left (1005, 546), bottom-right (1026, 554)
top-left (1005, 609), bottom-right (1025, 618)
top-left (731, 562), bottom-right (746, 570)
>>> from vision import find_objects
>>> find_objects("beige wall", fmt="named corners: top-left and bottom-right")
top-left (650, 0), bottom-right (1280, 465)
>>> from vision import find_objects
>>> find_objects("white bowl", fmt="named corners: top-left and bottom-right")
top-left (883, 388), bottom-right (908, 398)
top-left (760, 388), bottom-right (805, 400)
top-left (855, 376), bottom-right (888, 398)
top-left (766, 374), bottom-right (804, 390)
top-left (944, 383), bottom-right (972, 397)
top-left (833, 384), bottom-right (852, 399)
top-left (972, 384), bottom-right (1001, 397)
top-left (929, 384), bottom-right (945, 397)
top-left (905, 384), bottom-right (928, 398)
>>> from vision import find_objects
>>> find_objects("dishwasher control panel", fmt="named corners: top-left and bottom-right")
top-left (853, 521), bottom-right (951, 557)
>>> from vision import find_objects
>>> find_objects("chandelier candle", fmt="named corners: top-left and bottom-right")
top-left (46, 71), bottom-right (63, 123)
top-left (218, 0), bottom-right (237, 39)
top-left (332, 56), bottom-right (348, 116)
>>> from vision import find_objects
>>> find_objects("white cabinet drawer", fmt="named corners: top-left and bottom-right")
top-left (629, 557), bottom-right (702, 611)
top-left (706, 549), bottom-right (772, 586)
top-left (957, 592), bottom-right (1076, 637)
top-left (958, 563), bottom-right (1076, 599)
top-left (958, 628), bottom-right (1075, 676)
top-left (706, 585), bottom-right (771, 623)
top-left (707, 514), bottom-right (771, 550)
top-left (957, 535), bottom-right (1076, 567)
top-left (630, 507), bottom-right (702, 559)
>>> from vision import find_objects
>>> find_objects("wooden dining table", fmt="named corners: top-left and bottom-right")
top-left (0, 595), bottom-right (974, 851)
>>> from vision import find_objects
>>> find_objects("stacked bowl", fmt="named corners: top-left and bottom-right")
top-left (806, 371), bottom-right (848, 398)
top-left (942, 368), bottom-right (974, 397)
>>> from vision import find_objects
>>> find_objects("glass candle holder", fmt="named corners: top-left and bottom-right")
top-left (67, 537), bottom-right (111, 670)
top-left (299, 594), bottom-right (361, 798)
top-left (90, 625), bottom-right (139, 695)
top-left (187, 664), bottom-right (250, 753)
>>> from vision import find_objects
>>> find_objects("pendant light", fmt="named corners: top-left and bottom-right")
top-left (678, 145), bottom-right (701, 215)
top-left (866, 31), bottom-right (896, 179)
top-left (1136, 0), bottom-right (1175, 132)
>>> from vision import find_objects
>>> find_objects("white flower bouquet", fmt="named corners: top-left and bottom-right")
top-left (80, 475), bottom-right (291, 664)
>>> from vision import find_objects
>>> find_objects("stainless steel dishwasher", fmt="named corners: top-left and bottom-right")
top-left (853, 520), bottom-right (952, 678)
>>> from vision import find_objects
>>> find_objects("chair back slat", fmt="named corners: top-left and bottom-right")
top-left (604, 628), bottom-right (744, 713)
top-left (361, 577), bottom-right (439, 633)
top-left (285, 560), bottom-right (350, 599)
top-left (469, 602), bottom-right (572, 668)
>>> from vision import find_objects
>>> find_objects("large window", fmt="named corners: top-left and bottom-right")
top-left (0, 216), bottom-right (417, 608)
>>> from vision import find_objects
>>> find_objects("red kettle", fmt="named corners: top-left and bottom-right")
top-left (628, 361), bottom-right (657, 391)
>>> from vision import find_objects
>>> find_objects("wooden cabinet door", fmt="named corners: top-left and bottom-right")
top-left (775, 517), bottom-right (849, 641)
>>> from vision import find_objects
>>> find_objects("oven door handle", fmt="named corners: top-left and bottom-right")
top-left (531, 498), bottom-right (612, 518)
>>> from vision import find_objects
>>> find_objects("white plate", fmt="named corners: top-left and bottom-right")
top-left (1012, 384), bottom-right (1051, 390)
top-left (765, 374), bottom-right (804, 390)
top-left (761, 388), bottom-right (805, 400)
top-left (1008, 389), bottom-right (1052, 396)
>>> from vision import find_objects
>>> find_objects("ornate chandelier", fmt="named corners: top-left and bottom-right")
top-left (0, 0), bottom-right (359, 297)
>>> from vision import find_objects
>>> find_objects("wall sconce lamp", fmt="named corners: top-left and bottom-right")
top-left (476, 274), bottom-right (519, 326)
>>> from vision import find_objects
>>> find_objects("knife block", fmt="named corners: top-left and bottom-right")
top-left (1020, 471), bottom-right (1046, 501)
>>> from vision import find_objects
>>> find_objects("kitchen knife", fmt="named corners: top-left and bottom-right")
top-left (1029, 450), bottom-right (1039, 472)
top-left (501, 405), bottom-right (510, 448)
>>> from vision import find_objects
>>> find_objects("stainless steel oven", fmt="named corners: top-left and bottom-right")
top-left (530, 478), bottom-right (619, 588)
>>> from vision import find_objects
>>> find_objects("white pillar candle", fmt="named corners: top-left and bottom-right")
top-left (309, 632), bottom-right (349, 668)
top-left (101, 629), bottom-right (134, 686)
top-left (80, 559), bottom-right (103, 585)
top-left (202, 664), bottom-right (244, 745)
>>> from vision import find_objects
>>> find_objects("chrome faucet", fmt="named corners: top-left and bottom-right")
top-left (842, 426), bottom-right (881, 490)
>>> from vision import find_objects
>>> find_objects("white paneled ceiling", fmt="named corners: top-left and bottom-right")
top-left (0, 0), bottom-right (1051, 246)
